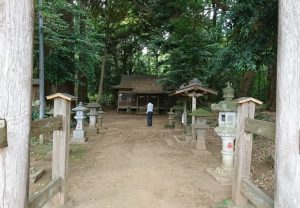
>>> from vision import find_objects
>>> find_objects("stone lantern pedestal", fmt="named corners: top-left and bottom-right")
top-left (86, 103), bottom-right (100, 136)
top-left (71, 102), bottom-right (88, 143)
top-left (207, 82), bottom-right (237, 185)
top-left (189, 108), bottom-right (211, 151)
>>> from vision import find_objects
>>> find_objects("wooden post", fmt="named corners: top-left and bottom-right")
top-left (47, 93), bottom-right (76, 206)
top-left (276, 1), bottom-right (300, 206)
top-left (157, 95), bottom-right (160, 114)
top-left (183, 99), bottom-right (187, 126)
top-left (0, 0), bottom-right (34, 207)
top-left (232, 98), bottom-right (261, 206)
top-left (192, 95), bottom-right (196, 125)
top-left (136, 95), bottom-right (139, 113)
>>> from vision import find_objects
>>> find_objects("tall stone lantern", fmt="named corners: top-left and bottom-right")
top-left (71, 102), bottom-right (88, 143)
top-left (87, 103), bottom-right (100, 135)
top-left (207, 82), bottom-right (237, 185)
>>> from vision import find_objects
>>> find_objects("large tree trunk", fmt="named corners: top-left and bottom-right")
top-left (97, 49), bottom-right (107, 104)
top-left (275, 0), bottom-right (300, 207)
top-left (239, 71), bottom-right (256, 97)
top-left (0, 1), bottom-right (34, 207)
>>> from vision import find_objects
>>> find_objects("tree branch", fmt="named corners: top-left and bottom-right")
top-left (212, 0), bottom-right (229, 11)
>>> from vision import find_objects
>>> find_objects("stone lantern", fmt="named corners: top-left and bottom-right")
top-left (71, 102), bottom-right (88, 143)
top-left (207, 82), bottom-right (237, 185)
top-left (97, 107), bottom-right (104, 128)
top-left (167, 109), bottom-right (176, 126)
top-left (189, 108), bottom-right (211, 151)
top-left (173, 105), bottom-right (183, 129)
top-left (86, 103), bottom-right (100, 135)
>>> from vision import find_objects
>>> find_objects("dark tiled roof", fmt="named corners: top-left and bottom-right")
top-left (170, 78), bottom-right (218, 96)
top-left (111, 75), bottom-right (166, 94)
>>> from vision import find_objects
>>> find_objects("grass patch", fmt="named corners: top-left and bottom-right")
top-left (215, 199), bottom-right (234, 208)
top-left (30, 136), bottom-right (53, 160)
top-left (70, 144), bottom-right (86, 161)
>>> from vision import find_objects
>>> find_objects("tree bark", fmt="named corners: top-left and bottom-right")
top-left (0, 0), bottom-right (34, 207)
top-left (97, 49), bottom-right (108, 104)
top-left (239, 71), bottom-right (256, 97)
top-left (275, 0), bottom-right (300, 206)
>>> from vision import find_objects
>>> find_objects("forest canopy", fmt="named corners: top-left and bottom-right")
top-left (33, 0), bottom-right (278, 110)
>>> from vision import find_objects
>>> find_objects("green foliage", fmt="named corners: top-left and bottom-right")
top-left (33, 0), bottom-right (277, 107)
top-left (34, 0), bottom-right (103, 86)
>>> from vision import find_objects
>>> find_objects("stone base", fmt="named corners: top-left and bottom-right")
top-left (206, 167), bottom-right (232, 186)
top-left (173, 135), bottom-right (192, 147)
top-left (71, 130), bottom-right (88, 144)
top-left (191, 139), bottom-right (207, 151)
top-left (86, 127), bottom-right (99, 136)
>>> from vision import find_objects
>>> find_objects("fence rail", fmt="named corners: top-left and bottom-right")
top-left (245, 118), bottom-right (276, 140)
top-left (29, 177), bottom-right (61, 208)
top-left (31, 116), bottom-right (63, 137)
top-left (0, 125), bottom-right (7, 148)
top-left (233, 98), bottom-right (275, 208)
top-left (240, 178), bottom-right (274, 208)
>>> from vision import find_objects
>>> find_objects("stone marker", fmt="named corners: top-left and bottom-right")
top-left (71, 102), bottom-right (88, 143)
top-left (86, 103), bottom-right (100, 136)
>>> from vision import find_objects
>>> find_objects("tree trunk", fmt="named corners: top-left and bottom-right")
top-left (97, 49), bottom-right (108, 104)
top-left (267, 64), bottom-right (277, 111)
top-left (0, 1), bottom-right (34, 207)
top-left (275, 1), bottom-right (300, 206)
top-left (239, 71), bottom-right (256, 97)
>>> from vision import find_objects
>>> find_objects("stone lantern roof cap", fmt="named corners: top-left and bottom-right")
top-left (223, 82), bottom-right (234, 101)
top-left (211, 82), bottom-right (237, 112)
top-left (167, 111), bottom-right (176, 115)
top-left (189, 108), bottom-right (212, 117)
top-left (72, 102), bottom-right (88, 111)
top-left (172, 105), bottom-right (183, 110)
top-left (87, 103), bottom-right (101, 108)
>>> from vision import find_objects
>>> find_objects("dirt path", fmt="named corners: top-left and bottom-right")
top-left (68, 112), bottom-right (230, 208)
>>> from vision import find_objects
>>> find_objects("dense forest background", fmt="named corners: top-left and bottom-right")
top-left (33, 0), bottom-right (278, 110)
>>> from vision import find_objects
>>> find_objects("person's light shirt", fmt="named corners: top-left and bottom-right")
top-left (147, 102), bottom-right (153, 113)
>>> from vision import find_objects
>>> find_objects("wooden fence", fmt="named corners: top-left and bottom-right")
top-left (232, 98), bottom-right (275, 208)
top-left (0, 93), bottom-right (75, 208)
top-left (29, 93), bottom-right (75, 208)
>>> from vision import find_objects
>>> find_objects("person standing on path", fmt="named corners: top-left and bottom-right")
top-left (146, 101), bottom-right (153, 127)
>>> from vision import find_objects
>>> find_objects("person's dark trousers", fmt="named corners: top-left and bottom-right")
top-left (147, 112), bottom-right (153, 127)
